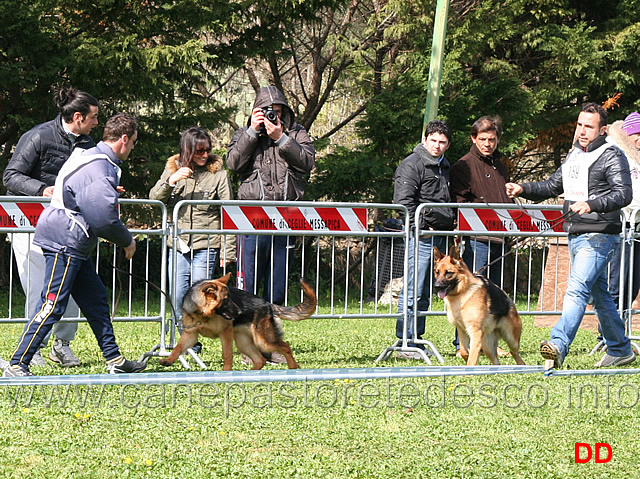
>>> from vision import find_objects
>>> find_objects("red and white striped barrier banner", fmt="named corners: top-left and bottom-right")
top-left (458, 207), bottom-right (565, 233)
top-left (223, 206), bottom-right (368, 232)
top-left (0, 202), bottom-right (47, 228)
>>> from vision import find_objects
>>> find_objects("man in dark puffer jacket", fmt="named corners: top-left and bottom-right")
top-left (392, 120), bottom-right (455, 360)
top-left (506, 102), bottom-right (635, 369)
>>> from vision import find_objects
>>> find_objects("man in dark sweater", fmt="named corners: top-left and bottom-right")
top-left (450, 115), bottom-right (514, 286)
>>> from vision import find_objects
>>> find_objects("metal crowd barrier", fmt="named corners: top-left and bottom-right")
top-left (2, 198), bottom-right (637, 369)
top-left (0, 197), bottom-right (169, 362)
top-left (144, 199), bottom-right (411, 368)
top-left (375, 202), bottom-right (639, 364)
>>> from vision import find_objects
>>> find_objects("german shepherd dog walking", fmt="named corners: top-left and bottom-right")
top-left (433, 245), bottom-right (525, 366)
top-left (159, 274), bottom-right (316, 370)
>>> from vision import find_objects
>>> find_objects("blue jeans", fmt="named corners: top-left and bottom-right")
top-left (551, 233), bottom-right (631, 358)
top-left (237, 235), bottom-right (293, 305)
top-left (608, 230), bottom-right (640, 312)
top-left (396, 235), bottom-right (446, 347)
top-left (170, 248), bottom-right (219, 325)
top-left (462, 238), bottom-right (504, 287)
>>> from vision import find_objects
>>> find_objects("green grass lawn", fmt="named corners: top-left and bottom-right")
top-left (0, 307), bottom-right (639, 478)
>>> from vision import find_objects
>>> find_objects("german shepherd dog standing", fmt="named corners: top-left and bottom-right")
top-left (433, 245), bottom-right (525, 366)
top-left (159, 273), bottom-right (316, 370)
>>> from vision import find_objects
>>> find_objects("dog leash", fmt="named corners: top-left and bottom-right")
top-left (111, 257), bottom-right (179, 323)
top-left (469, 198), bottom-right (576, 276)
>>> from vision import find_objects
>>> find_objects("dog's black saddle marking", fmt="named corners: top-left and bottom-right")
top-left (474, 275), bottom-right (512, 318)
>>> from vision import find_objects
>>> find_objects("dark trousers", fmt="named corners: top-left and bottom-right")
top-left (609, 235), bottom-right (640, 312)
top-left (10, 251), bottom-right (121, 369)
top-left (237, 235), bottom-right (293, 305)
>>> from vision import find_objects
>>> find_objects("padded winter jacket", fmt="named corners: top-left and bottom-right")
top-left (519, 135), bottom-right (632, 235)
top-left (149, 153), bottom-right (236, 260)
top-left (607, 121), bottom-right (640, 223)
top-left (226, 86), bottom-right (315, 201)
top-left (3, 115), bottom-right (94, 196)
top-left (393, 142), bottom-right (455, 230)
top-left (33, 142), bottom-right (132, 258)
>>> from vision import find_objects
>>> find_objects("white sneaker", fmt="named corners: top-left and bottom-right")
top-left (30, 349), bottom-right (46, 367)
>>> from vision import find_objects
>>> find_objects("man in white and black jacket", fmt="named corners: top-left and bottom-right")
top-left (3, 87), bottom-right (98, 368)
top-left (393, 120), bottom-right (455, 359)
top-left (3, 113), bottom-right (145, 377)
top-left (506, 102), bottom-right (635, 369)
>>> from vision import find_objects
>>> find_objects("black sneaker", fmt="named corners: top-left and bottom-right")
top-left (3, 365), bottom-right (34, 377)
top-left (106, 356), bottom-right (147, 374)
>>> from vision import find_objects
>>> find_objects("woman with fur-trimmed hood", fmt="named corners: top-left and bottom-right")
top-left (606, 112), bottom-right (640, 313)
top-left (150, 127), bottom-right (236, 329)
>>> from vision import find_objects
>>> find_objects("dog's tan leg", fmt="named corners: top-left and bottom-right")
top-left (159, 329), bottom-right (199, 366)
top-left (219, 325), bottom-right (234, 371)
top-left (276, 342), bottom-right (299, 369)
top-left (457, 327), bottom-right (470, 362)
top-left (480, 334), bottom-right (500, 365)
top-left (234, 332), bottom-right (266, 370)
top-left (510, 348), bottom-right (526, 365)
top-left (506, 330), bottom-right (526, 365)
top-left (466, 330), bottom-right (484, 366)
top-left (501, 317), bottom-right (526, 365)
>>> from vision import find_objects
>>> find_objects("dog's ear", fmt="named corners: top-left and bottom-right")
top-left (203, 283), bottom-right (219, 298)
top-left (433, 246), bottom-right (444, 262)
top-left (449, 244), bottom-right (461, 261)
top-left (216, 272), bottom-right (232, 285)
top-left (203, 282), bottom-right (229, 305)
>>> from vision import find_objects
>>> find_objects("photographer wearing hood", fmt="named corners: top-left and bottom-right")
top-left (227, 86), bottom-right (315, 309)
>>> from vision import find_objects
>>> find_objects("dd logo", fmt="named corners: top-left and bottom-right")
top-left (574, 443), bottom-right (612, 464)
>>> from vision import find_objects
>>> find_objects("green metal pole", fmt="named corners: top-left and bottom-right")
top-left (422, 0), bottom-right (450, 138)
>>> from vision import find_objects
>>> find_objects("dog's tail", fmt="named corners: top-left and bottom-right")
top-left (272, 279), bottom-right (317, 321)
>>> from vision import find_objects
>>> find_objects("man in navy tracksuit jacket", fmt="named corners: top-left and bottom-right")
top-left (3, 113), bottom-right (146, 377)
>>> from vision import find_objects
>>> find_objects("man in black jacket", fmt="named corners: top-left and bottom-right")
top-left (2, 87), bottom-right (98, 368)
top-left (393, 120), bottom-right (455, 359)
top-left (506, 102), bottom-right (635, 369)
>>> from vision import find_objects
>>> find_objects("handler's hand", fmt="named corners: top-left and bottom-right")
top-left (505, 182), bottom-right (523, 198)
top-left (124, 239), bottom-right (136, 260)
top-left (569, 201), bottom-right (591, 215)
